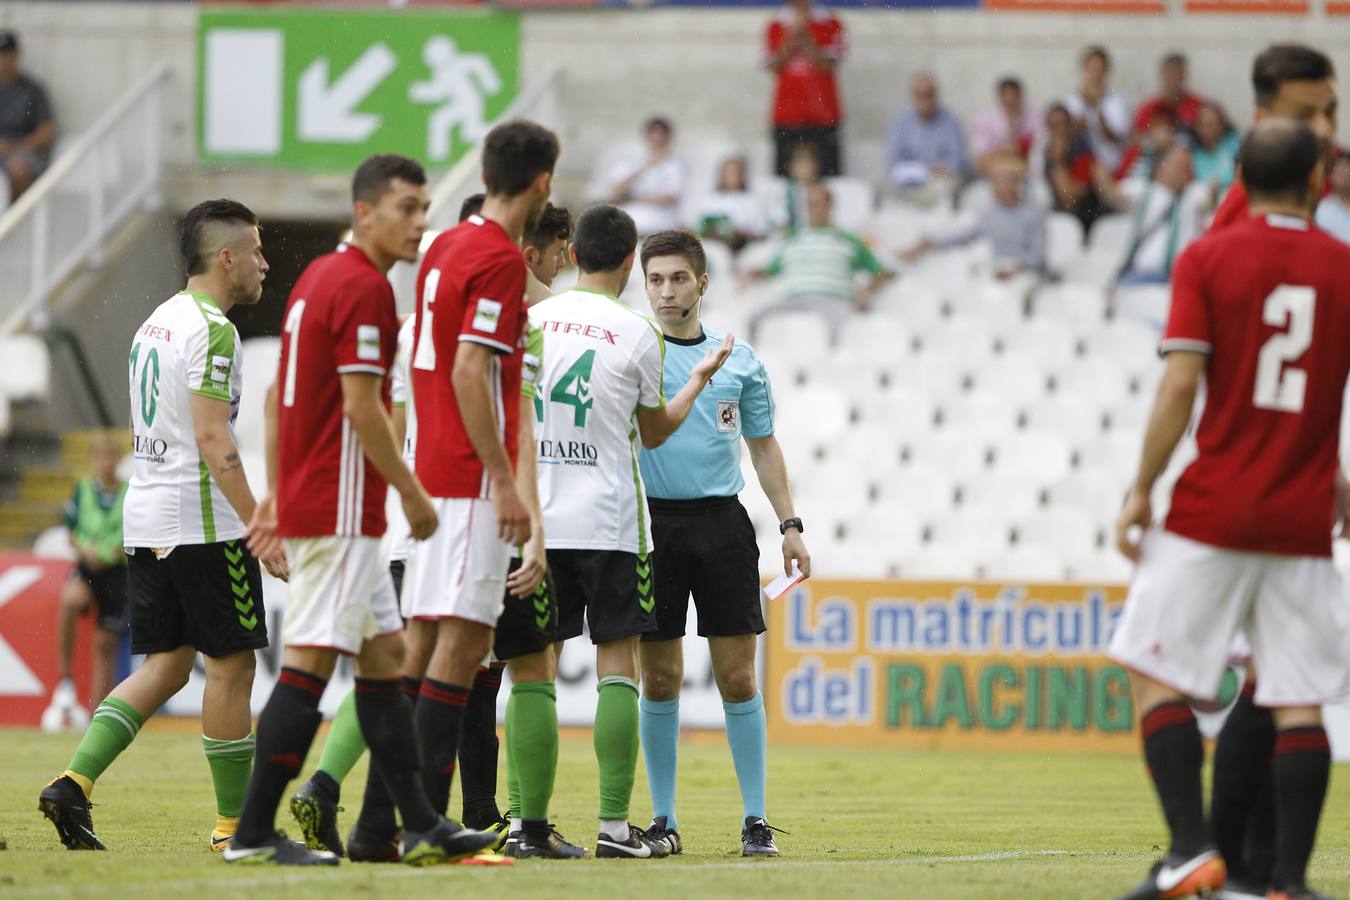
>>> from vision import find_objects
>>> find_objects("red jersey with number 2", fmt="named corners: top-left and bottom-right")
top-left (1162, 215), bottom-right (1350, 557)
top-left (411, 214), bottom-right (527, 499)
top-left (276, 244), bottom-right (398, 538)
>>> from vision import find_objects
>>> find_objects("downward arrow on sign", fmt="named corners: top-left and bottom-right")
top-left (298, 43), bottom-right (397, 143)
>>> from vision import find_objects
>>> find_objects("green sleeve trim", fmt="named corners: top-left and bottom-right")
top-left (190, 296), bottom-right (237, 400)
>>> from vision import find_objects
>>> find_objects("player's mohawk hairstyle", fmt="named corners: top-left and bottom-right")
top-left (179, 199), bottom-right (259, 276)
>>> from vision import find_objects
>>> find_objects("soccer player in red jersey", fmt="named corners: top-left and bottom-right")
top-left (400, 120), bottom-right (559, 831)
top-left (225, 155), bottom-right (497, 867)
top-left (1210, 46), bottom-right (1337, 231)
top-left (1111, 120), bottom-right (1350, 900)
top-left (1201, 45), bottom-right (1339, 900)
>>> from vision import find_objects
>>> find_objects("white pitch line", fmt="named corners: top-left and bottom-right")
top-left (7, 849), bottom-right (1111, 897)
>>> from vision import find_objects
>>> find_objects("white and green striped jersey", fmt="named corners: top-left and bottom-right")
top-left (766, 226), bottom-right (886, 303)
top-left (529, 288), bottom-right (665, 554)
top-left (122, 291), bottom-right (246, 547)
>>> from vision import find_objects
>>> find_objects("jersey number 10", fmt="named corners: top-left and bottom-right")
top-left (1253, 285), bottom-right (1314, 414)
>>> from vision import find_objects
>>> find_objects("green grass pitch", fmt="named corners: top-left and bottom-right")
top-left (1, 724), bottom-right (1348, 899)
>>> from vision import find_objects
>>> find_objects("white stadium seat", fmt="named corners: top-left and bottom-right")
top-left (917, 315), bottom-right (997, 359)
top-left (984, 544), bottom-right (1064, 582)
top-left (1114, 284), bottom-right (1172, 331)
top-left (1046, 212), bottom-right (1086, 274)
top-left (926, 508), bottom-right (1015, 553)
top-left (998, 320), bottom-right (1078, 368)
top-left (1013, 507), bottom-right (1100, 560)
top-left (899, 544), bottom-right (983, 581)
top-left (873, 463), bottom-right (958, 519)
top-left (844, 507), bottom-right (925, 558)
top-left (0, 334), bottom-right (51, 402)
top-left (904, 431), bottom-right (991, 479)
top-left (1087, 213), bottom-right (1132, 260)
top-left (939, 389), bottom-right (1020, 437)
top-left (837, 312), bottom-right (911, 359)
top-left (700, 238), bottom-right (736, 281)
top-left (1046, 466), bottom-right (1127, 521)
top-left (1076, 436), bottom-right (1140, 482)
top-left (991, 430), bottom-right (1073, 484)
top-left (824, 176), bottom-right (875, 233)
top-left (970, 355), bottom-right (1046, 402)
top-left (237, 337), bottom-right (282, 456)
top-left (1022, 391), bottom-right (1103, 447)
top-left (33, 525), bottom-right (76, 560)
top-left (853, 384), bottom-right (936, 433)
top-left (1065, 550), bottom-right (1134, 584)
top-left (958, 473), bottom-right (1042, 518)
top-left (1032, 282), bottom-right (1108, 327)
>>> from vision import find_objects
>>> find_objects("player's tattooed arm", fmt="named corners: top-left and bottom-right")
top-left (217, 452), bottom-right (243, 476)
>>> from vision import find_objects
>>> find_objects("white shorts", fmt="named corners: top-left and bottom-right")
top-left (282, 536), bottom-right (403, 655)
top-left (1109, 529), bottom-right (1350, 707)
top-left (402, 497), bottom-right (510, 626)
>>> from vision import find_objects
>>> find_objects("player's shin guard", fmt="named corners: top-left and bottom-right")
top-left (458, 666), bottom-right (505, 827)
top-left (65, 697), bottom-right (145, 795)
top-left (234, 668), bottom-right (326, 846)
top-left (354, 677), bottom-right (439, 834)
top-left (1271, 726), bottom-right (1331, 891)
top-left (1140, 700), bottom-right (1207, 858)
top-left (414, 678), bottom-right (471, 817)
top-left (203, 733), bottom-right (255, 820)
top-left (1210, 683), bottom-right (1275, 880)
top-left (594, 676), bottom-right (640, 823)
top-left (724, 693), bottom-right (768, 823)
top-left (315, 690), bottom-right (367, 789)
top-left (640, 695), bottom-right (680, 829)
top-left (507, 681), bottom-right (558, 825)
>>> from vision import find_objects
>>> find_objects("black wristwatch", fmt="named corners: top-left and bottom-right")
top-left (779, 517), bottom-right (804, 535)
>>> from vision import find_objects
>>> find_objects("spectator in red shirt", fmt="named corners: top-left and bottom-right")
top-left (765, 0), bottom-right (845, 177)
top-left (1132, 53), bottom-right (1206, 137)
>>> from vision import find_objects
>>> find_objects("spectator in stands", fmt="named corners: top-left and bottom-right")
top-left (969, 76), bottom-right (1038, 177)
top-left (1114, 107), bottom-right (1181, 184)
top-left (1190, 102), bottom-right (1240, 200)
top-left (902, 154), bottom-right (1046, 288)
top-left (1314, 151), bottom-right (1350, 244)
top-left (607, 116), bottom-right (687, 236)
top-left (1063, 46), bottom-right (1131, 174)
top-left (697, 155), bottom-right (768, 253)
top-left (1132, 53), bottom-right (1206, 136)
top-left (1115, 146), bottom-right (1208, 286)
top-left (885, 73), bottom-right (968, 207)
top-left (49, 433), bottom-right (128, 720)
top-left (765, 0), bottom-right (845, 177)
top-left (769, 141), bottom-right (822, 234)
top-left (1043, 102), bottom-right (1119, 233)
top-left (743, 182), bottom-right (892, 342)
top-left (0, 31), bottom-right (54, 200)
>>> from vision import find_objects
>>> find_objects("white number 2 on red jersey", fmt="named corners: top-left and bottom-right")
top-left (412, 268), bottom-right (440, 372)
top-left (1253, 285), bottom-right (1315, 413)
top-left (282, 299), bottom-right (306, 408)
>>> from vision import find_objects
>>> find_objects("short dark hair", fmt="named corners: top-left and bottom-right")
top-left (572, 205), bottom-right (637, 274)
top-left (1162, 52), bottom-right (1187, 68)
top-left (1252, 45), bottom-right (1335, 109)
top-left (640, 230), bottom-right (707, 278)
top-left (525, 203), bottom-right (573, 253)
top-left (997, 77), bottom-right (1022, 95)
top-left (644, 117), bottom-right (672, 137)
top-left (179, 199), bottom-right (259, 276)
top-left (459, 193), bottom-right (486, 223)
top-left (481, 119), bottom-right (560, 197)
top-left (352, 154), bottom-right (426, 206)
top-left (1082, 45), bottom-right (1110, 69)
top-left (1239, 118), bottom-right (1321, 205)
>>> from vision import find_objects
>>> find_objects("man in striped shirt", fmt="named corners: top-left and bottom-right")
top-left (745, 183), bottom-right (891, 343)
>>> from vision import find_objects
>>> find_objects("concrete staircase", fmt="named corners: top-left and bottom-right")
top-left (0, 429), bottom-right (126, 550)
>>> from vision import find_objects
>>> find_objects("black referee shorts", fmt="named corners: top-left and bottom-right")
top-left (641, 496), bottom-right (765, 642)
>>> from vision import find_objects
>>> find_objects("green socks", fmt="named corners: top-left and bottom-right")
top-left (202, 733), bottom-right (255, 817)
top-left (506, 680), bottom-right (558, 821)
top-left (594, 675), bottom-right (639, 822)
top-left (66, 697), bottom-right (145, 792)
top-left (315, 689), bottom-right (367, 785)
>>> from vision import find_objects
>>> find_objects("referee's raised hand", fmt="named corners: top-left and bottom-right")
top-left (692, 333), bottom-right (735, 383)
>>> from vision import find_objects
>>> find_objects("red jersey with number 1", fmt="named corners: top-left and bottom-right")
top-left (412, 214), bottom-right (527, 499)
top-left (1162, 215), bottom-right (1350, 557)
top-left (276, 244), bottom-right (399, 538)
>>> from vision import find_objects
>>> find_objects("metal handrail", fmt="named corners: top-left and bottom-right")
top-left (427, 63), bottom-right (563, 229)
top-left (0, 61), bottom-right (172, 335)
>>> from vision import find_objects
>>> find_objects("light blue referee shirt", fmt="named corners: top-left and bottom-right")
top-left (639, 326), bottom-right (776, 500)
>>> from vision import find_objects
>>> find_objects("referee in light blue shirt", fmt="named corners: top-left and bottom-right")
top-left (633, 230), bottom-right (810, 860)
